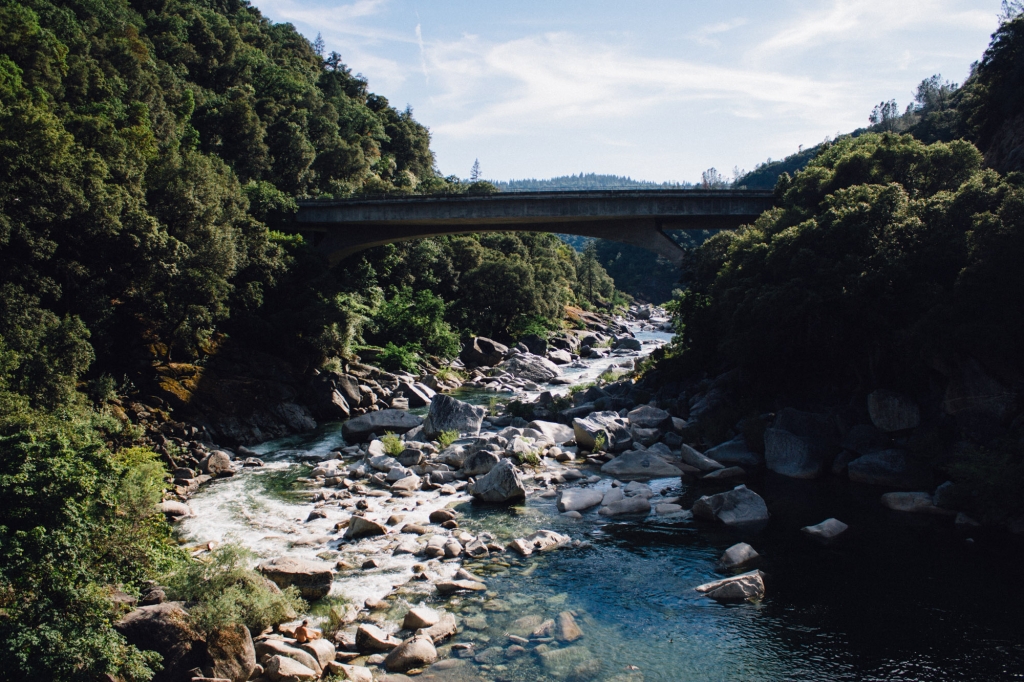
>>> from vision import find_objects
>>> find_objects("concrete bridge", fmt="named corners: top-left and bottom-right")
top-left (295, 189), bottom-right (776, 265)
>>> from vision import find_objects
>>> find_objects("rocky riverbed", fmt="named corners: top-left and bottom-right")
top-left (132, 308), bottom-right (1024, 682)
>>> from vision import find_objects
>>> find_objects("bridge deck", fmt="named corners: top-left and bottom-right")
top-left (294, 189), bottom-right (775, 264)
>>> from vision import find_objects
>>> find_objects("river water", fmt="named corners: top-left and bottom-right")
top-left (180, 325), bottom-right (1024, 681)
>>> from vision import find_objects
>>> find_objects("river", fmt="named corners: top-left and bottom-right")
top-left (179, 323), bottom-right (1024, 681)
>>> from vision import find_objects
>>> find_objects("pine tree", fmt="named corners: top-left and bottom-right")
top-left (470, 159), bottom-right (481, 182)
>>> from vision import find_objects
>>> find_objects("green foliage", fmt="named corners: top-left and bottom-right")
top-left (163, 544), bottom-right (304, 635)
top-left (436, 429), bottom-right (459, 449)
top-left (592, 433), bottom-right (607, 452)
top-left (568, 382), bottom-right (595, 396)
top-left (381, 432), bottom-right (404, 456)
top-left (434, 367), bottom-right (465, 384)
top-left (376, 342), bottom-right (422, 373)
top-left (365, 287), bottom-right (459, 359)
top-left (516, 449), bottom-right (541, 466)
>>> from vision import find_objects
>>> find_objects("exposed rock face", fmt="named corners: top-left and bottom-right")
top-left (115, 602), bottom-right (204, 682)
top-left (557, 488), bottom-right (604, 512)
top-left (203, 624), bottom-right (256, 682)
top-left (573, 411), bottom-right (632, 452)
top-left (868, 390), bottom-right (921, 432)
top-left (497, 353), bottom-right (562, 383)
top-left (258, 557), bottom-right (334, 599)
top-left (705, 435), bottom-right (763, 468)
top-left (717, 542), bottom-right (760, 571)
top-left (801, 518), bottom-right (849, 544)
top-left (341, 409), bottom-right (423, 442)
top-left (397, 381), bottom-right (436, 408)
top-left (847, 449), bottom-right (931, 488)
top-left (601, 449), bottom-right (683, 480)
top-left (461, 337), bottom-right (509, 367)
top-left (527, 420), bottom-right (575, 444)
top-left (695, 570), bottom-right (766, 602)
top-left (468, 459), bottom-right (526, 503)
top-left (692, 485), bottom-right (770, 528)
top-left (626, 405), bottom-right (673, 430)
top-left (383, 635), bottom-right (438, 673)
top-left (461, 450), bottom-right (501, 476)
top-left (422, 395), bottom-right (487, 440)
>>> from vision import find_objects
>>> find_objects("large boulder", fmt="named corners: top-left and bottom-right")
top-left (397, 381), bottom-right (436, 408)
top-left (626, 405), bottom-right (673, 430)
top-left (258, 557), bottom-right (334, 600)
top-left (867, 390), bottom-right (921, 432)
top-left (557, 488), bottom-right (604, 512)
top-left (468, 459), bottom-right (527, 503)
top-left (614, 336), bottom-right (642, 351)
top-left (942, 357), bottom-right (1017, 438)
top-left (847, 450), bottom-right (931, 488)
top-left (527, 420), bottom-right (575, 444)
top-left (460, 337), bottom-right (509, 367)
top-left (342, 410), bottom-right (423, 442)
top-left (497, 353), bottom-right (562, 383)
top-left (764, 408), bottom-right (838, 479)
top-left (705, 435), bottom-right (763, 468)
top-left (201, 450), bottom-right (233, 477)
top-left (598, 495), bottom-right (652, 516)
top-left (695, 570), bottom-right (766, 602)
top-left (383, 635), bottom-right (438, 673)
top-left (116, 603), bottom-right (204, 682)
top-left (461, 450), bottom-right (502, 476)
top-left (717, 542), bottom-right (760, 571)
top-left (601, 449), bottom-right (683, 480)
top-left (692, 485), bottom-right (769, 528)
top-left (422, 395), bottom-right (487, 440)
top-left (547, 348), bottom-right (573, 365)
top-left (255, 640), bottom-right (322, 675)
top-left (203, 624), bottom-right (256, 682)
top-left (345, 515), bottom-right (389, 540)
top-left (356, 623), bottom-right (402, 652)
top-left (264, 655), bottom-right (318, 681)
top-left (573, 412), bottom-right (632, 452)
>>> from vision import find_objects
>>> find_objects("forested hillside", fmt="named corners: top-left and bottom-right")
top-left (493, 173), bottom-right (693, 192)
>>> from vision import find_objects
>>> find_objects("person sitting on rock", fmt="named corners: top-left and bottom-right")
top-left (294, 620), bottom-right (321, 643)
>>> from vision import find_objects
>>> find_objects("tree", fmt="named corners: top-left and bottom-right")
top-left (313, 32), bottom-right (325, 58)
top-left (580, 240), bottom-right (598, 302)
top-left (701, 167), bottom-right (726, 188)
top-left (470, 159), bottom-right (481, 182)
top-left (869, 100), bottom-right (901, 132)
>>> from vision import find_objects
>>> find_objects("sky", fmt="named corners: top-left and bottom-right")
top-left (250, 0), bottom-right (1004, 184)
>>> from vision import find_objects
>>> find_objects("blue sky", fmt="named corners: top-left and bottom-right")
top-left (251, 0), bottom-right (1003, 183)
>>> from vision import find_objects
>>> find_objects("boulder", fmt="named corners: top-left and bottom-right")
top-left (598, 495), bottom-right (651, 516)
top-left (342, 410), bottom-right (423, 442)
top-left (403, 607), bottom-right (440, 630)
top-left (468, 459), bottom-right (527, 503)
top-left (461, 450), bottom-right (502, 476)
top-left (547, 349), bottom-right (573, 365)
top-left (527, 420), bottom-right (575, 444)
top-left (461, 337), bottom-right (509, 367)
top-left (556, 488), bottom-right (604, 512)
top-left (422, 612), bottom-right (458, 644)
top-left (867, 390), bottom-right (921, 432)
top-left (555, 611), bottom-right (583, 642)
top-left (524, 529), bottom-right (570, 552)
top-left (345, 515), bottom-right (389, 540)
top-left (520, 333), bottom-right (548, 355)
top-left (422, 395), bottom-right (487, 440)
top-left (801, 518), bottom-right (849, 544)
top-left (717, 542), bottom-right (760, 571)
top-left (258, 557), bottom-right (334, 600)
top-left (202, 450), bottom-right (233, 477)
top-left (626, 405), bottom-right (672, 430)
top-left (265, 655), bottom-right (319, 681)
top-left (679, 444), bottom-right (725, 472)
top-left (204, 624), bottom-right (256, 682)
top-left (255, 640), bottom-right (322, 674)
top-left (397, 382), bottom-right (436, 408)
top-left (847, 450), bottom-right (931, 488)
top-left (435, 579), bottom-right (487, 594)
top-left (705, 435), bottom-right (763, 468)
top-left (880, 492), bottom-right (954, 515)
top-left (702, 466), bottom-right (746, 481)
top-left (325, 662), bottom-right (373, 682)
top-left (391, 474), bottom-right (421, 492)
top-left (115, 602), bottom-right (204, 682)
top-left (764, 428), bottom-right (825, 479)
top-left (356, 623), bottom-right (401, 652)
top-left (300, 639), bottom-right (337, 670)
top-left (384, 635), bottom-right (438, 673)
top-left (496, 353), bottom-right (562, 383)
top-left (160, 500), bottom-right (193, 521)
top-left (614, 336), bottom-right (642, 351)
top-left (573, 412), bottom-right (632, 452)
top-left (692, 485), bottom-right (769, 528)
top-left (942, 357), bottom-right (1017, 438)
top-left (601, 449), bottom-right (683, 480)
top-left (695, 569), bottom-right (766, 602)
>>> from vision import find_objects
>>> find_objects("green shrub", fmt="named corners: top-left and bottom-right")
top-left (434, 367), bottom-right (465, 384)
top-left (593, 433), bottom-right (607, 452)
top-left (568, 382), bottom-right (594, 396)
top-left (365, 288), bottom-right (460, 359)
top-left (437, 430), bottom-right (459, 449)
top-left (381, 432), bottom-right (404, 456)
top-left (516, 449), bottom-right (541, 466)
top-left (376, 342), bottom-right (422, 373)
top-left (163, 544), bottom-right (305, 635)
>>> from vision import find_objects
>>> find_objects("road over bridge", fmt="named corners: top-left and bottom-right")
top-left (294, 189), bottom-right (776, 265)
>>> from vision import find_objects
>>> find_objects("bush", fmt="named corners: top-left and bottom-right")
top-left (437, 430), bottom-right (459, 449)
top-left (381, 433), bottom-right (404, 456)
top-left (163, 544), bottom-right (305, 635)
top-left (365, 288), bottom-right (459, 359)
top-left (516, 449), bottom-right (541, 466)
top-left (376, 342), bottom-right (422, 373)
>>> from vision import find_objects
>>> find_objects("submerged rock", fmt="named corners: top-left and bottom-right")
top-left (692, 485), bottom-right (769, 529)
top-left (468, 459), bottom-right (526, 503)
top-left (695, 569), bottom-right (766, 602)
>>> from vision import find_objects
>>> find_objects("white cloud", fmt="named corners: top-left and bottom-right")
top-left (691, 18), bottom-right (748, 47)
